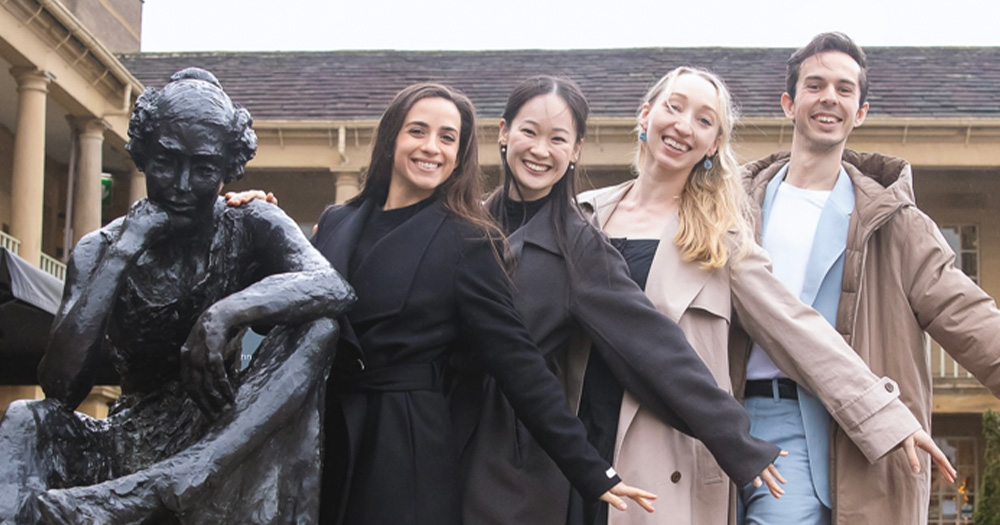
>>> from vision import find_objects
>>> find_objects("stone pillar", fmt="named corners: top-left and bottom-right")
top-left (334, 171), bottom-right (360, 204)
top-left (9, 68), bottom-right (52, 266)
top-left (128, 166), bottom-right (146, 204)
top-left (69, 117), bottom-right (108, 245)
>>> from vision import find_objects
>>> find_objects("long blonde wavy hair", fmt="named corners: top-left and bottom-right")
top-left (634, 67), bottom-right (753, 268)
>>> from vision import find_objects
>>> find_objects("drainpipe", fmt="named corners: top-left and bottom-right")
top-left (63, 126), bottom-right (77, 261)
top-left (338, 125), bottom-right (349, 165)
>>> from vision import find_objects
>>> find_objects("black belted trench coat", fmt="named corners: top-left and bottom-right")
top-left (310, 197), bottom-right (619, 525)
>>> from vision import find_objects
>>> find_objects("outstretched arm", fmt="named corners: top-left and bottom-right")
top-left (564, 224), bottom-right (782, 489)
top-left (456, 238), bottom-right (655, 512)
top-left (732, 242), bottom-right (954, 482)
top-left (181, 200), bottom-right (355, 415)
top-left (39, 200), bottom-right (172, 410)
top-left (903, 211), bottom-right (1000, 396)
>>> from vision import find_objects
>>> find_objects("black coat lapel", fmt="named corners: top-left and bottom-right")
top-left (311, 199), bottom-right (375, 280)
top-left (346, 200), bottom-right (448, 324)
top-left (508, 200), bottom-right (561, 261)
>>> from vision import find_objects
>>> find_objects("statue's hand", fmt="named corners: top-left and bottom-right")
top-left (116, 200), bottom-right (172, 255)
top-left (181, 308), bottom-right (236, 416)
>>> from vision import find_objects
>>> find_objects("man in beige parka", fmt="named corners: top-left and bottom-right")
top-left (734, 32), bottom-right (1000, 525)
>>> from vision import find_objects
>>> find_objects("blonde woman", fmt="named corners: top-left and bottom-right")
top-left (575, 67), bottom-right (952, 525)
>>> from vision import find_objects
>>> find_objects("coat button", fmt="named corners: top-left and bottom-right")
top-left (670, 471), bottom-right (682, 483)
top-left (885, 383), bottom-right (894, 393)
top-left (356, 359), bottom-right (366, 371)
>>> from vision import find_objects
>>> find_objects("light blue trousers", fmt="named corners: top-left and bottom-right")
top-left (737, 392), bottom-right (830, 525)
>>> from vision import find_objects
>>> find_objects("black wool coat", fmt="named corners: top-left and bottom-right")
top-left (457, 199), bottom-right (781, 525)
top-left (311, 197), bottom-right (619, 525)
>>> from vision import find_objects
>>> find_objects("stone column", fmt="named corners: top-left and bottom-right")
top-left (334, 171), bottom-right (360, 204)
top-left (128, 166), bottom-right (146, 204)
top-left (9, 68), bottom-right (53, 266)
top-left (69, 117), bottom-right (108, 245)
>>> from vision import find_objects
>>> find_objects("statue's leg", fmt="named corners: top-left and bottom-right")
top-left (0, 399), bottom-right (108, 525)
top-left (39, 319), bottom-right (337, 525)
top-left (0, 399), bottom-right (48, 524)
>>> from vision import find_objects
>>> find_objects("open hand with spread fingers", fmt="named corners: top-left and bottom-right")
top-left (601, 481), bottom-right (658, 513)
top-left (904, 429), bottom-right (957, 483)
top-left (752, 450), bottom-right (789, 498)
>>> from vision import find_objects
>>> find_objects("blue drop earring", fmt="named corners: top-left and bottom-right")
top-left (639, 130), bottom-right (648, 142)
top-left (703, 156), bottom-right (714, 170)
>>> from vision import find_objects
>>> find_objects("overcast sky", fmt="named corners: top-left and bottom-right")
top-left (141, 0), bottom-right (1000, 52)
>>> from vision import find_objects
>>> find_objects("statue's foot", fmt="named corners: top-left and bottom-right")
top-left (37, 478), bottom-right (166, 525)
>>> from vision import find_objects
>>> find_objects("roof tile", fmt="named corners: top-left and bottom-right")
top-left (117, 47), bottom-right (1000, 120)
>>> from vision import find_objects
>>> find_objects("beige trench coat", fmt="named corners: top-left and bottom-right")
top-left (579, 181), bottom-right (921, 525)
top-left (739, 151), bottom-right (1000, 525)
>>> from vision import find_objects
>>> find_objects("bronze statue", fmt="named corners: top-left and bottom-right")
top-left (0, 68), bottom-right (355, 524)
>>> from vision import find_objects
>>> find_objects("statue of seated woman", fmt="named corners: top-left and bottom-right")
top-left (0, 68), bottom-right (356, 524)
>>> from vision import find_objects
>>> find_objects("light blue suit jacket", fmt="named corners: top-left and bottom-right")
top-left (760, 165), bottom-right (855, 509)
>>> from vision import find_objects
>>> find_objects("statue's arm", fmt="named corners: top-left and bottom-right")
top-left (181, 202), bottom-right (355, 414)
top-left (220, 201), bottom-right (355, 325)
top-left (38, 200), bottom-right (169, 410)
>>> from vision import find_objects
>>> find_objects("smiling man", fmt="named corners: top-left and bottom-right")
top-left (735, 32), bottom-right (1000, 524)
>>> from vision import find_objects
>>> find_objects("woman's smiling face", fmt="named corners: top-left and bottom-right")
top-left (639, 73), bottom-right (721, 177)
top-left (388, 96), bottom-right (462, 207)
top-left (500, 93), bottom-right (582, 202)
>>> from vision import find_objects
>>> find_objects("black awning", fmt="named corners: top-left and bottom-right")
top-left (0, 248), bottom-right (120, 386)
top-left (1, 247), bottom-right (62, 313)
top-left (1, 248), bottom-right (63, 384)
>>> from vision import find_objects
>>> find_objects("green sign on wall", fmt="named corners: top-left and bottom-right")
top-left (101, 174), bottom-right (113, 206)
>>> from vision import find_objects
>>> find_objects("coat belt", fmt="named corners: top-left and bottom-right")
top-left (330, 362), bottom-right (442, 393)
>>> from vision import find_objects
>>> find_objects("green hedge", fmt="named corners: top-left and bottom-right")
top-left (975, 410), bottom-right (1000, 525)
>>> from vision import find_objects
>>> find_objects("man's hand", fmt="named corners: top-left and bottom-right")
top-left (904, 429), bottom-right (956, 483)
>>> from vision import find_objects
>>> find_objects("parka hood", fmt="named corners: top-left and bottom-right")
top-left (743, 149), bottom-right (916, 236)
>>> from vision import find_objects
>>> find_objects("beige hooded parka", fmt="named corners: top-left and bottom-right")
top-left (736, 150), bottom-right (1000, 524)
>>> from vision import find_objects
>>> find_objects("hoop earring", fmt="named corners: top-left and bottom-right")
top-left (703, 156), bottom-right (714, 170)
top-left (638, 130), bottom-right (648, 142)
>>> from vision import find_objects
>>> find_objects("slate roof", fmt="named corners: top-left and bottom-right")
top-left (117, 47), bottom-right (1000, 121)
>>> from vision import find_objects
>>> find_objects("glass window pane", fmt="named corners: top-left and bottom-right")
top-left (961, 494), bottom-right (974, 519)
top-left (961, 253), bottom-right (978, 280)
top-left (941, 226), bottom-right (961, 254)
top-left (961, 225), bottom-right (978, 250)
top-left (942, 495), bottom-right (957, 517)
top-left (957, 440), bottom-right (976, 465)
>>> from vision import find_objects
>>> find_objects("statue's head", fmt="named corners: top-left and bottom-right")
top-left (126, 68), bottom-right (257, 224)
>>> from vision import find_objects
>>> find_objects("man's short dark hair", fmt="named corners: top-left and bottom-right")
top-left (786, 32), bottom-right (869, 105)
